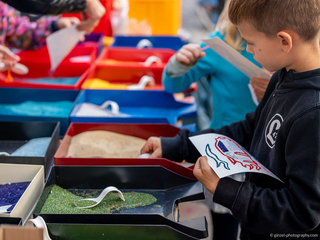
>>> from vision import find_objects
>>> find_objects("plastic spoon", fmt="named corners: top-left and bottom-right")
top-left (141, 56), bottom-right (163, 67)
top-left (29, 216), bottom-right (52, 240)
top-left (75, 186), bottom-right (125, 209)
top-left (127, 75), bottom-right (155, 90)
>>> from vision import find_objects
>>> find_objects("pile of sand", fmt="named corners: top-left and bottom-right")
top-left (67, 130), bottom-right (146, 158)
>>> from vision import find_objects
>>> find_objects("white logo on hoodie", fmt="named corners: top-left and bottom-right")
top-left (265, 113), bottom-right (283, 148)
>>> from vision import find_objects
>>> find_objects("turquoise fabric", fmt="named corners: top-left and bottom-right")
top-left (162, 31), bottom-right (262, 129)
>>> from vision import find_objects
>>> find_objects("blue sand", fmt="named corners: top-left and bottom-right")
top-left (11, 137), bottom-right (51, 157)
top-left (0, 101), bottom-right (73, 117)
top-left (0, 182), bottom-right (30, 213)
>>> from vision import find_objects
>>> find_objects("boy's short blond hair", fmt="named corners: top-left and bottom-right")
top-left (228, 0), bottom-right (320, 42)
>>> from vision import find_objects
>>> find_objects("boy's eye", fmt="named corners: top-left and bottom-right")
top-left (246, 41), bottom-right (254, 46)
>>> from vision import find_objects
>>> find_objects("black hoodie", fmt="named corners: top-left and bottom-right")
top-left (161, 68), bottom-right (320, 239)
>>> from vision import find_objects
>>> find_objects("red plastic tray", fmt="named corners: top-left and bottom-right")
top-left (0, 45), bottom-right (97, 89)
top-left (96, 47), bottom-right (175, 66)
top-left (62, 0), bottom-right (113, 36)
top-left (54, 122), bottom-right (195, 179)
top-left (80, 61), bottom-right (164, 90)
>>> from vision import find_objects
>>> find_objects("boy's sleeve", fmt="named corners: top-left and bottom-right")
top-left (160, 110), bottom-right (257, 163)
top-left (1, 0), bottom-right (86, 15)
top-left (213, 109), bottom-right (320, 234)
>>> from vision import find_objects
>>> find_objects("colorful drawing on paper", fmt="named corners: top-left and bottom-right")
top-left (205, 144), bottom-right (230, 170)
top-left (214, 136), bottom-right (261, 171)
top-left (189, 133), bottom-right (283, 182)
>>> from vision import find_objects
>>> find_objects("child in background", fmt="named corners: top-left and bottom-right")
top-left (162, 0), bottom-right (268, 131)
top-left (0, 0), bottom-right (80, 71)
top-left (143, 0), bottom-right (320, 239)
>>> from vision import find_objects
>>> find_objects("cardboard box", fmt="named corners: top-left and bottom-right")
top-left (0, 225), bottom-right (42, 240)
top-left (0, 164), bottom-right (44, 225)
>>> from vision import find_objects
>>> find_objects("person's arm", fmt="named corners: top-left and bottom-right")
top-left (162, 41), bottom-right (217, 94)
top-left (214, 108), bottom-right (320, 234)
top-left (1, 0), bottom-right (86, 15)
top-left (160, 70), bottom-right (279, 163)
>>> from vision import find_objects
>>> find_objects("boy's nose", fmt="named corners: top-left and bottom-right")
top-left (246, 45), bottom-right (253, 54)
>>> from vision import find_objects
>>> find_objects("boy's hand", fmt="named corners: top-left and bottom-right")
top-left (140, 137), bottom-right (162, 158)
top-left (0, 45), bottom-right (20, 71)
top-left (176, 43), bottom-right (206, 66)
top-left (77, 0), bottom-right (106, 34)
top-left (250, 77), bottom-right (270, 101)
top-left (56, 17), bottom-right (81, 29)
top-left (193, 156), bottom-right (220, 194)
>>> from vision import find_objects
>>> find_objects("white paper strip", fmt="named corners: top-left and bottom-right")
top-left (202, 37), bottom-right (271, 104)
top-left (46, 25), bottom-right (85, 71)
top-left (189, 133), bottom-right (283, 182)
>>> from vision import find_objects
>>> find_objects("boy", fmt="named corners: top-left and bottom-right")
top-left (140, 0), bottom-right (320, 239)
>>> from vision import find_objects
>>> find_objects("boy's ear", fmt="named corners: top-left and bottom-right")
top-left (277, 31), bottom-right (293, 52)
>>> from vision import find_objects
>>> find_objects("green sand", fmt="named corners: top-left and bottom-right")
top-left (39, 185), bottom-right (157, 214)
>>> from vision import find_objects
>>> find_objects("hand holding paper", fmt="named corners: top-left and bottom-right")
top-left (193, 156), bottom-right (220, 194)
top-left (190, 133), bottom-right (283, 183)
top-left (46, 25), bottom-right (85, 71)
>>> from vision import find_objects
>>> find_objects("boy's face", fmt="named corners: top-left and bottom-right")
top-left (237, 21), bottom-right (286, 72)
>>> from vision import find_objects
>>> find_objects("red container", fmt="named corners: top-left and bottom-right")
top-left (62, 0), bottom-right (113, 36)
top-left (80, 60), bottom-right (165, 90)
top-left (0, 45), bottom-right (97, 90)
top-left (97, 47), bottom-right (175, 66)
top-left (54, 122), bottom-right (195, 179)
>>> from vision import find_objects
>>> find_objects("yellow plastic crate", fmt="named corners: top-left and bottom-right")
top-left (128, 0), bottom-right (181, 35)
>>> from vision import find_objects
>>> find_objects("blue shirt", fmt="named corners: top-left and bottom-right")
top-left (162, 31), bottom-right (262, 129)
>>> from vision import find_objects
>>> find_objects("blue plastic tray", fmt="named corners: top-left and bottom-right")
top-left (111, 36), bottom-right (187, 51)
top-left (70, 90), bottom-right (197, 125)
top-left (0, 88), bottom-right (80, 135)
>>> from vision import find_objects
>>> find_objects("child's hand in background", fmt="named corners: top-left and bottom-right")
top-left (77, 0), bottom-right (106, 34)
top-left (56, 17), bottom-right (81, 30)
top-left (0, 45), bottom-right (20, 71)
top-left (140, 137), bottom-right (162, 158)
top-left (193, 156), bottom-right (220, 194)
top-left (176, 43), bottom-right (206, 66)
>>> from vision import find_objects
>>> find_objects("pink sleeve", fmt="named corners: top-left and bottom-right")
top-left (0, 1), bottom-right (58, 50)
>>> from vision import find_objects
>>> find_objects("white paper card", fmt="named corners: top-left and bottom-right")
top-left (202, 37), bottom-right (271, 79)
top-left (189, 133), bottom-right (283, 182)
top-left (46, 25), bottom-right (85, 71)
top-left (202, 37), bottom-right (271, 105)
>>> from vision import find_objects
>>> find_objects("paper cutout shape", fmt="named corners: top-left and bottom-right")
top-left (189, 133), bottom-right (283, 182)
top-left (202, 37), bottom-right (271, 105)
top-left (46, 25), bottom-right (85, 71)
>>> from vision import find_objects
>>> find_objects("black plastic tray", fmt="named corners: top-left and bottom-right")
top-left (33, 166), bottom-right (208, 240)
top-left (0, 121), bottom-right (60, 179)
top-left (0, 217), bottom-right (22, 225)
